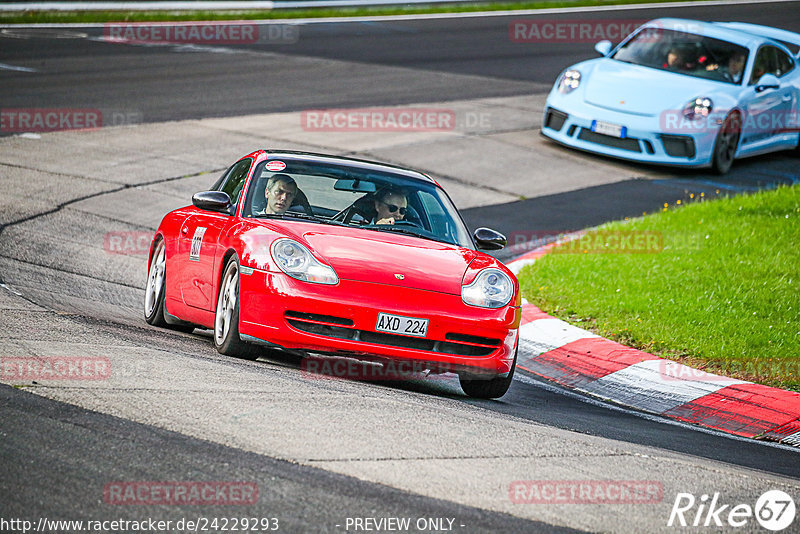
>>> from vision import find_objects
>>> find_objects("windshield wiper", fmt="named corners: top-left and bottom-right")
top-left (366, 224), bottom-right (446, 244)
top-left (282, 212), bottom-right (349, 226)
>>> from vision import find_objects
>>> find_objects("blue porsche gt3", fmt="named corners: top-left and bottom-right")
top-left (542, 18), bottom-right (800, 173)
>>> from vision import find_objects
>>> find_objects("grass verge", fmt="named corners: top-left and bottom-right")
top-left (518, 184), bottom-right (800, 391)
top-left (1, 0), bottom-right (701, 24)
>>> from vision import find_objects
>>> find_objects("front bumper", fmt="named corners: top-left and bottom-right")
top-left (238, 269), bottom-right (520, 376)
top-left (541, 101), bottom-right (720, 167)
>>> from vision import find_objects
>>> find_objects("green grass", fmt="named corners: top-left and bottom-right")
top-left (0, 0), bottom-right (703, 24)
top-left (518, 185), bottom-right (800, 391)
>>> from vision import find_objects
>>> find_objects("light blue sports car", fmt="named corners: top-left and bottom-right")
top-left (542, 18), bottom-right (800, 173)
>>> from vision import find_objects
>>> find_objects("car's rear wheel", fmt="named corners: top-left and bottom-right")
top-left (144, 239), bottom-right (168, 327)
top-left (215, 256), bottom-right (258, 359)
top-left (711, 112), bottom-right (741, 175)
top-left (458, 347), bottom-right (517, 399)
top-left (144, 238), bottom-right (195, 333)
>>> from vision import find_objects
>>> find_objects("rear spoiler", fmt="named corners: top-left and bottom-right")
top-left (713, 22), bottom-right (800, 58)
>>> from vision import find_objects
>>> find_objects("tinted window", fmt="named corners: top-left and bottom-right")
top-left (612, 27), bottom-right (749, 84)
top-left (775, 47), bottom-right (795, 77)
top-left (218, 158), bottom-right (252, 204)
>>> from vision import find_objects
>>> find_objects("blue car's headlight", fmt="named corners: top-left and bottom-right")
top-left (462, 268), bottom-right (514, 309)
top-left (558, 69), bottom-right (581, 94)
top-left (683, 97), bottom-right (713, 120)
top-left (270, 238), bottom-right (338, 285)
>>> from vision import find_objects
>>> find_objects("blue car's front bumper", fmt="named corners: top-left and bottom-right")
top-left (541, 101), bottom-right (720, 168)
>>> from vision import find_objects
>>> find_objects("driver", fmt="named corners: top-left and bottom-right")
top-left (706, 51), bottom-right (746, 83)
top-left (257, 174), bottom-right (297, 215)
top-left (372, 187), bottom-right (407, 225)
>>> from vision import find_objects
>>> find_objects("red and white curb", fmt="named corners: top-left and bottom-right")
top-left (506, 247), bottom-right (800, 447)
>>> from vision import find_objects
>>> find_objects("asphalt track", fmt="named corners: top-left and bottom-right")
top-left (1, 2), bottom-right (800, 532)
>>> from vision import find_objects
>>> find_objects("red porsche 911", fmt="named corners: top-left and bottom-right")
top-left (145, 150), bottom-right (520, 398)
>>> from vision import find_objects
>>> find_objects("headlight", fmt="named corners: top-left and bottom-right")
top-left (270, 238), bottom-right (338, 285)
top-left (462, 268), bottom-right (514, 309)
top-left (683, 97), bottom-right (713, 120)
top-left (558, 69), bottom-right (581, 94)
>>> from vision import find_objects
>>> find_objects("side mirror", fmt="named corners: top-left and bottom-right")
top-left (755, 73), bottom-right (780, 93)
top-left (192, 191), bottom-right (233, 214)
top-left (594, 40), bottom-right (612, 56)
top-left (473, 227), bottom-right (507, 251)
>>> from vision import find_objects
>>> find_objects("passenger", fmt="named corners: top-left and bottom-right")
top-left (665, 47), bottom-right (684, 69)
top-left (371, 187), bottom-right (408, 225)
top-left (664, 47), bottom-right (697, 71)
top-left (257, 174), bottom-right (297, 215)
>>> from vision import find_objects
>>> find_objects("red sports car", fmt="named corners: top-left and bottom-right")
top-left (145, 150), bottom-right (520, 398)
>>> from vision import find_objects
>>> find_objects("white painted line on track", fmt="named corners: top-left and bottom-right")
top-left (518, 317), bottom-right (599, 357)
top-left (0, 62), bottom-right (37, 72)
top-left (1, 0), bottom-right (798, 28)
top-left (514, 371), bottom-right (800, 452)
top-left (580, 359), bottom-right (747, 414)
top-left (507, 258), bottom-right (538, 277)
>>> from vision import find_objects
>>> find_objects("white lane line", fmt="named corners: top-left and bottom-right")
top-left (514, 371), bottom-right (800, 452)
top-left (506, 258), bottom-right (538, 276)
top-left (783, 432), bottom-right (800, 447)
top-left (0, 62), bottom-right (37, 72)
top-left (580, 359), bottom-right (747, 414)
top-left (518, 317), bottom-right (598, 359)
top-left (1, 0), bottom-right (798, 27)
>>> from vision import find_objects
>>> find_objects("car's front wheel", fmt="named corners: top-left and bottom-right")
top-left (711, 112), bottom-right (741, 175)
top-left (215, 256), bottom-right (258, 359)
top-left (458, 347), bottom-right (517, 399)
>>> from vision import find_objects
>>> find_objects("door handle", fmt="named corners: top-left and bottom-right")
top-left (782, 94), bottom-right (792, 102)
top-left (181, 226), bottom-right (189, 235)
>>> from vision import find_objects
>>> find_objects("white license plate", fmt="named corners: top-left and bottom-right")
top-left (375, 312), bottom-right (429, 338)
top-left (593, 120), bottom-right (625, 138)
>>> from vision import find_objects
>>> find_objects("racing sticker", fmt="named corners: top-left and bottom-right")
top-left (265, 160), bottom-right (286, 172)
top-left (189, 227), bottom-right (207, 261)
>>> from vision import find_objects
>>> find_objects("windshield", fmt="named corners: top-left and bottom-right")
top-left (612, 27), bottom-right (750, 84)
top-left (241, 158), bottom-right (474, 249)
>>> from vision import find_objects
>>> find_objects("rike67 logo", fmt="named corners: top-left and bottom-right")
top-left (668, 490), bottom-right (796, 531)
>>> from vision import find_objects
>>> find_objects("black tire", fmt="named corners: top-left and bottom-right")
top-left (459, 347), bottom-right (517, 399)
top-left (214, 256), bottom-right (258, 359)
top-left (711, 113), bottom-right (741, 175)
top-left (144, 238), bottom-right (196, 333)
top-left (144, 238), bottom-right (169, 327)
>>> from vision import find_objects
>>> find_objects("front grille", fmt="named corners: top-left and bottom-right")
top-left (544, 108), bottom-right (568, 132)
top-left (577, 128), bottom-right (641, 152)
top-left (445, 333), bottom-right (502, 347)
top-left (285, 310), bottom-right (353, 326)
top-left (660, 135), bottom-right (696, 158)
top-left (286, 319), bottom-right (354, 340)
top-left (285, 318), bottom-right (496, 357)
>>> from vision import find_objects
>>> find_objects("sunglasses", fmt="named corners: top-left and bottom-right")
top-left (381, 201), bottom-right (407, 216)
